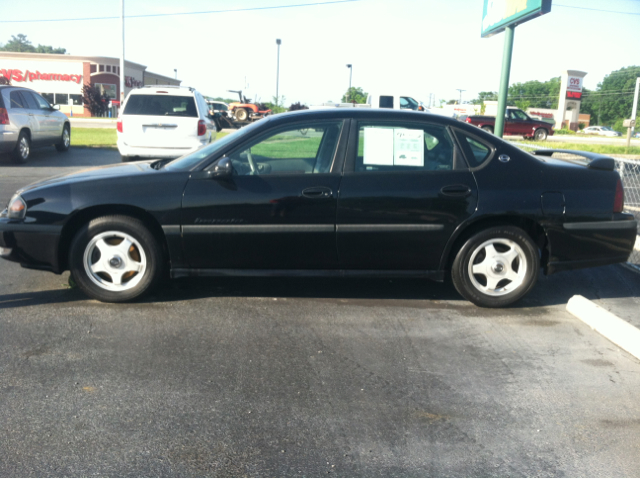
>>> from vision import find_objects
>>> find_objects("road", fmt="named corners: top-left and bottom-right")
top-left (1, 148), bottom-right (640, 477)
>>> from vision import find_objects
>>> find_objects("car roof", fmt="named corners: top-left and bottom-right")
top-left (129, 86), bottom-right (196, 96)
top-left (265, 107), bottom-right (465, 129)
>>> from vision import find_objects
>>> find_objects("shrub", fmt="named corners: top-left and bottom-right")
top-left (555, 128), bottom-right (576, 135)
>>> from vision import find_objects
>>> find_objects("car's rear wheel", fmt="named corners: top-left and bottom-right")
top-left (481, 125), bottom-right (493, 134)
top-left (451, 226), bottom-right (539, 308)
top-left (12, 131), bottom-right (31, 163)
top-left (69, 215), bottom-right (164, 302)
top-left (534, 128), bottom-right (548, 141)
top-left (55, 124), bottom-right (71, 152)
top-left (235, 108), bottom-right (248, 121)
top-left (120, 155), bottom-right (131, 162)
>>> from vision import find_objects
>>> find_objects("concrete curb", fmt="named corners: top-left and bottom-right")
top-left (566, 295), bottom-right (640, 360)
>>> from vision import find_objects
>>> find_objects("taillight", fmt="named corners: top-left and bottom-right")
top-left (465, 117), bottom-right (472, 123)
top-left (614, 178), bottom-right (624, 213)
top-left (0, 108), bottom-right (8, 125)
top-left (117, 120), bottom-right (123, 133)
top-left (197, 120), bottom-right (206, 136)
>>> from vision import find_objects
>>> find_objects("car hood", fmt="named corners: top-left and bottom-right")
top-left (17, 160), bottom-right (162, 195)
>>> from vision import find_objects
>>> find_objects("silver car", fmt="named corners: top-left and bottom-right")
top-left (0, 85), bottom-right (71, 163)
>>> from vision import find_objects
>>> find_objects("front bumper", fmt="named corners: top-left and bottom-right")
top-left (0, 215), bottom-right (64, 273)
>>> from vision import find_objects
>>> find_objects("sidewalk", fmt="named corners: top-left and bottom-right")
top-left (70, 118), bottom-right (117, 129)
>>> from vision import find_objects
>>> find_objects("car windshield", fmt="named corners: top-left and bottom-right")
top-left (164, 120), bottom-right (265, 171)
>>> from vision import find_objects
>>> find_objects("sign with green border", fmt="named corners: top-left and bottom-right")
top-left (482, 0), bottom-right (551, 38)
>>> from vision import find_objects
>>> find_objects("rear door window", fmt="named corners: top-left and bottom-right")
top-left (379, 96), bottom-right (394, 108)
top-left (9, 91), bottom-right (27, 109)
top-left (124, 94), bottom-right (198, 117)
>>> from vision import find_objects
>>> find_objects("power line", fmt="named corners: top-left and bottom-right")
top-left (555, 3), bottom-right (640, 15)
top-left (0, 0), bottom-right (362, 23)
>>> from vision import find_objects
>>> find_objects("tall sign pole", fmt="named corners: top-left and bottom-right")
top-left (482, 0), bottom-right (552, 138)
top-left (120, 0), bottom-right (125, 107)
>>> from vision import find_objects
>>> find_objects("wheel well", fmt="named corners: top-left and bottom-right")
top-left (57, 204), bottom-right (169, 272)
top-left (442, 216), bottom-right (548, 272)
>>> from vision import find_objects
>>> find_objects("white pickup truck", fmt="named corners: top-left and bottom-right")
top-left (311, 94), bottom-right (428, 111)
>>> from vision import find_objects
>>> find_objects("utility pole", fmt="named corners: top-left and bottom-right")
top-left (625, 77), bottom-right (639, 147)
top-left (275, 39), bottom-right (281, 107)
top-left (346, 64), bottom-right (352, 102)
top-left (456, 89), bottom-right (466, 105)
top-left (120, 0), bottom-right (125, 107)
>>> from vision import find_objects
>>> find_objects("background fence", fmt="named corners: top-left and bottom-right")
top-left (511, 143), bottom-right (640, 271)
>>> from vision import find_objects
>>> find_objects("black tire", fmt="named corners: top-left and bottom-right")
top-left (11, 131), bottom-right (31, 164)
top-left (235, 108), bottom-right (248, 122)
top-left (120, 155), bottom-right (132, 162)
top-left (451, 226), bottom-right (539, 308)
top-left (55, 124), bottom-right (71, 152)
top-left (534, 128), bottom-right (548, 141)
top-left (69, 215), bottom-right (164, 302)
top-left (481, 125), bottom-right (493, 134)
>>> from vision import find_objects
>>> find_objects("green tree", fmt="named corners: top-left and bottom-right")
top-left (341, 87), bottom-right (367, 103)
top-left (507, 77), bottom-right (560, 109)
top-left (580, 66), bottom-right (640, 125)
top-left (471, 91), bottom-right (498, 105)
top-left (0, 34), bottom-right (66, 54)
top-left (81, 84), bottom-right (109, 117)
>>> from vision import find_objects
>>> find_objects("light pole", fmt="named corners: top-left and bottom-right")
top-left (275, 39), bottom-right (281, 107)
top-left (346, 64), bottom-right (352, 101)
top-left (174, 69), bottom-right (177, 80)
top-left (456, 88), bottom-right (466, 105)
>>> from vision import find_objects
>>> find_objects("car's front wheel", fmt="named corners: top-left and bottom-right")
top-left (451, 226), bottom-right (539, 308)
top-left (534, 128), bottom-right (548, 141)
top-left (12, 131), bottom-right (31, 163)
top-left (481, 125), bottom-right (493, 134)
top-left (69, 215), bottom-right (164, 302)
top-left (55, 124), bottom-right (71, 152)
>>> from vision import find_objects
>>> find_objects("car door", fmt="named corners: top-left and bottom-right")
top-left (8, 90), bottom-right (38, 142)
top-left (180, 119), bottom-right (348, 270)
top-left (21, 91), bottom-right (60, 144)
top-left (336, 119), bottom-right (478, 271)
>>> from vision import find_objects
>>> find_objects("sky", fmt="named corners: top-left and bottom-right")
top-left (1, 0), bottom-right (639, 106)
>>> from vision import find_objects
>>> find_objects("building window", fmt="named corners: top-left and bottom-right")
top-left (90, 64), bottom-right (97, 73)
top-left (70, 94), bottom-right (82, 106)
top-left (56, 93), bottom-right (69, 105)
top-left (41, 93), bottom-right (54, 104)
top-left (106, 65), bottom-right (111, 72)
top-left (99, 65), bottom-right (104, 72)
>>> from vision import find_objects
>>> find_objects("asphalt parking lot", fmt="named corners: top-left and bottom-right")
top-left (1, 148), bottom-right (640, 477)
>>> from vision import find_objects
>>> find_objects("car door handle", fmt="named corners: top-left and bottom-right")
top-left (440, 184), bottom-right (471, 197)
top-left (302, 187), bottom-right (333, 198)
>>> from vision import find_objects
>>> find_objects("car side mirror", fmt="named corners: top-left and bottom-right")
top-left (52, 104), bottom-right (60, 111)
top-left (210, 157), bottom-right (233, 178)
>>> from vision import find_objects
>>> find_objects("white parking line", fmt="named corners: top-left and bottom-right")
top-left (567, 295), bottom-right (640, 360)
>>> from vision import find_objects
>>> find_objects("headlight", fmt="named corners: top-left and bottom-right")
top-left (8, 195), bottom-right (27, 219)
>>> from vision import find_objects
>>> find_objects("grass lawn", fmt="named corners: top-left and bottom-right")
top-left (511, 140), bottom-right (640, 156)
top-left (70, 129), bottom-right (228, 148)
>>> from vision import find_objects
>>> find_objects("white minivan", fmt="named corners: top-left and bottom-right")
top-left (117, 86), bottom-right (216, 162)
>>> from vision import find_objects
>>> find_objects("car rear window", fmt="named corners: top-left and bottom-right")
top-left (123, 94), bottom-right (198, 117)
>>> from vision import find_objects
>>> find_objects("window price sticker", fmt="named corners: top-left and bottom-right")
top-left (393, 129), bottom-right (424, 166)
top-left (363, 127), bottom-right (424, 167)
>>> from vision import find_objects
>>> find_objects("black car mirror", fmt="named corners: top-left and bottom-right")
top-left (210, 157), bottom-right (233, 178)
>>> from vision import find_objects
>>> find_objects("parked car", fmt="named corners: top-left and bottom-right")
top-left (465, 108), bottom-right (554, 140)
top-left (579, 126), bottom-right (622, 137)
top-left (0, 85), bottom-right (71, 163)
top-left (116, 85), bottom-right (216, 162)
top-left (206, 100), bottom-right (229, 115)
top-left (1, 109), bottom-right (636, 307)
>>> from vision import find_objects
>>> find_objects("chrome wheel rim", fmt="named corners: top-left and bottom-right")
top-left (468, 238), bottom-right (527, 296)
top-left (83, 231), bottom-right (147, 292)
top-left (19, 137), bottom-right (29, 159)
top-left (63, 128), bottom-right (70, 148)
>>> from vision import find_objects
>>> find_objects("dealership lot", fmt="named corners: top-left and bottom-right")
top-left (1, 148), bottom-right (640, 476)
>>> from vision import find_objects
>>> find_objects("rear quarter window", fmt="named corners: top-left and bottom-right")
top-left (454, 129), bottom-right (493, 167)
top-left (123, 94), bottom-right (198, 117)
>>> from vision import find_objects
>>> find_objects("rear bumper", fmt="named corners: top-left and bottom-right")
top-left (545, 215), bottom-right (638, 274)
top-left (0, 129), bottom-right (18, 153)
top-left (0, 217), bottom-right (63, 273)
top-left (117, 134), bottom-right (211, 159)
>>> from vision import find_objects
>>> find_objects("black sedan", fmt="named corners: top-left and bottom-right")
top-left (0, 109), bottom-right (637, 307)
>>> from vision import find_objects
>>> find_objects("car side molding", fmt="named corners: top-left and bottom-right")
top-left (171, 268), bottom-right (445, 281)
